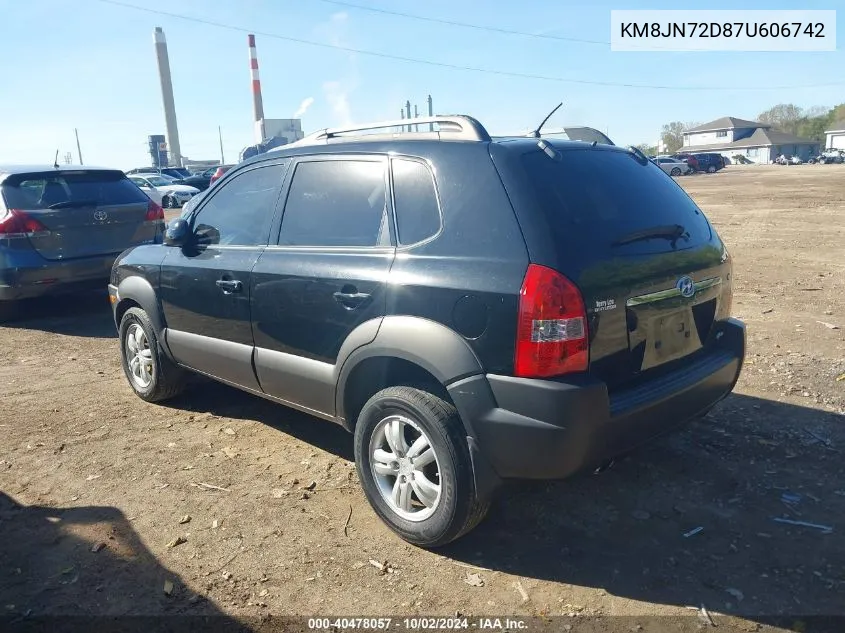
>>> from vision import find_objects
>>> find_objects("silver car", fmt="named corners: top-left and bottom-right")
top-left (0, 166), bottom-right (165, 320)
top-left (652, 156), bottom-right (691, 177)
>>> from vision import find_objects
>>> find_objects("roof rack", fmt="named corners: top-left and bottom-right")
top-left (288, 115), bottom-right (492, 147)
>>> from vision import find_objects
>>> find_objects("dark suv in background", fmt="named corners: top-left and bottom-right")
top-left (692, 153), bottom-right (726, 173)
top-left (108, 115), bottom-right (745, 547)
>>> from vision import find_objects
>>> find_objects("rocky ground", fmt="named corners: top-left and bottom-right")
top-left (1, 165), bottom-right (843, 633)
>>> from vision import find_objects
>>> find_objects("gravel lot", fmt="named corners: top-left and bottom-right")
top-left (1, 165), bottom-right (843, 632)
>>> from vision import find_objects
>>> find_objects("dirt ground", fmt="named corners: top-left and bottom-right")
top-left (1, 165), bottom-right (843, 632)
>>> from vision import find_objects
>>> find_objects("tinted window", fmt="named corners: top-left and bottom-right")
top-left (1, 170), bottom-right (149, 210)
top-left (392, 158), bottom-right (440, 245)
top-left (279, 160), bottom-right (388, 247)
top-left (192, 163), bottom-right (286, 246)
top-left (521, 148), bottom-right (711, 256)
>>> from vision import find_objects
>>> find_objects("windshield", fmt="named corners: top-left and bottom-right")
top-left (145, 175), bottom-right (172, 187)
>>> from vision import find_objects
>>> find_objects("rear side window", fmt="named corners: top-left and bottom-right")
top-left (192, 163), bottom-right (286, 246)
top-left (278, 160), bottom-right (388, 247)
top-left (1, 171), bottom-right (149, 210)
top-left (391, 158), bottom-right (441, 245)
top-left (521, 148), bottom-right (711, 257)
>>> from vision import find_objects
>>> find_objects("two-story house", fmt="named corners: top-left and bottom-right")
top-left (682, 117), bottom-right (819, 164)
top-left (824, 119), bottom-right (845, 151)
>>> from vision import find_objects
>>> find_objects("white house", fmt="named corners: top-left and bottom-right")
top-left (682, 117), bottom-right (820, 164)
top-left (825, 120), bottom-right (845, 151)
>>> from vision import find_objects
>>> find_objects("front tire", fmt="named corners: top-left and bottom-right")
top-left (670, 167), bottom-right (681, 176)
top-left (707, 165), bottom-right (716, 173)
top-left (119, 307), bottom-right (186, 402)
top-left (354, 386), bottom-right (489, 548)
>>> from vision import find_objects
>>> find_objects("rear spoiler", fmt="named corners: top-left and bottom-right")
top-left (537, 127), bottom-right (615, 146)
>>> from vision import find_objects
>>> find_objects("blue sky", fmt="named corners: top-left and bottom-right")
top-left (0, 0), bottom-right (842, 168)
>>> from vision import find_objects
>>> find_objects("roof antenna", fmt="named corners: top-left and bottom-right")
top-left (53, 150), bottom-right (60, 169)
top-left (527, 102), bottom-right (563, 138)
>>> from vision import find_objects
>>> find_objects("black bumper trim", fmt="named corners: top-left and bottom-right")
top-left (448, 318), bottom-right (745, 481)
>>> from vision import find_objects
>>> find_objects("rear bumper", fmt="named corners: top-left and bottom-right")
top-left (448, 318), bottom-right (745, 480)
top-left (0, 255), bottom-right (115, 301)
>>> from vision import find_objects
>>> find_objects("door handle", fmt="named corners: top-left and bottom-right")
top-left (215, 279), bottom-right (243, 294)
top-left (333, 290), bottom-right (371, 309)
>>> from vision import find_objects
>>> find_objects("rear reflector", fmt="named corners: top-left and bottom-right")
top-left (0, 209), bottom-right (49, 237)
top-left (515, 264), bottom-right (589, 378)
top-left (144, 200), bottom-right (165, 222)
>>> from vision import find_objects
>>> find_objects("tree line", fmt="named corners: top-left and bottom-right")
top-left (637, 103), bottom-right (845, 155)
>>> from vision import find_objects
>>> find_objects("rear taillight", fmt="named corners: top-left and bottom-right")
top-left (514, 264), bottom-right (589, 378)
top-left (0, 209), bottom-right (48, 237)
top-left (144, 200), bottom-right (164, 222)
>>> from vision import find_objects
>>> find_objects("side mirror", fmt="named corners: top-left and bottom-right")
top-left (164, 218), bottom-right (190, 247)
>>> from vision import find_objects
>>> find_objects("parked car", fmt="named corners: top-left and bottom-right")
top-left (818, 149), bottom-right (844, 164)
top-left (173, 172), bottom-right (212, 192)
top-left (108, 114), bottom-right (745, 547)
top-left (0, 165), bottom-right (164, 320)
top-left (128, 174), bottom-right (200, 208)
top-left (673, 153), bottom-right (700, 171)
top-left (692, 153), bottom-right (726, 173)
top-left (208, 165), bottom-right (234, 186)
top-left (652, 156), bottom-right (691, 176)
top-left (127, 167), bottom-right (192, 180)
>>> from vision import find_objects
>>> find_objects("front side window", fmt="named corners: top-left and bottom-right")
top-left (278, 159), bottom-right (388, 247)
top-left (192, 162), bottom-right (286, 247)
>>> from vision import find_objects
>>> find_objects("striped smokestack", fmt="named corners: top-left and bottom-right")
top-left (248, 34), bottom-right (266, 143)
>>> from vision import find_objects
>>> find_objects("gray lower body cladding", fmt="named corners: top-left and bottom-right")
top-left (448, 318), bottom-right (745, 480)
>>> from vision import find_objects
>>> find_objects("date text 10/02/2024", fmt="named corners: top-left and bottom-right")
top-left (307, 617), bottom-right (529, 630)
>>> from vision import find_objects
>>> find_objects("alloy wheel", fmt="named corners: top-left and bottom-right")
top-left (125, 323), bottom-right (154, 389)
top-left (369, 414), bottom-right (442, 522)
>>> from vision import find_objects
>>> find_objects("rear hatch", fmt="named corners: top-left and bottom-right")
top-left (0, 170), bottom-right (157, 260)
top-left (496, 142), bottom-right (731, 390)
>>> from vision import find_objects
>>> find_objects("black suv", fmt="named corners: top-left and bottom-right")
top-left (692, 153), bottom-right (726, 173)
top-left (108, 115), bottom-right (745, 547)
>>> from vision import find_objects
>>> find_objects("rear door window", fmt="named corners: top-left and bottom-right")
top-left (1, 170), bottom-right (149, 209)
top-left (521, 147), bottom-right (712, 258)
top-left (278, 159), bottom-right (389, 247)
top-left (391, 158), bottom-right (441, 245)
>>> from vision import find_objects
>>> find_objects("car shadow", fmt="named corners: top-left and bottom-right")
top-left (0, 491), bottom-right (248, 631)
top-left (1, 291), bottom-right (116, 338)
top-left (157, 384), bottom-right (845, 628)
top-left (165, 382), bottom-right (355, 462)
top-left (439, 393), bottom-right (844, 627)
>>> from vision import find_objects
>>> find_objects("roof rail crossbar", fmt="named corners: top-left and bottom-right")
top-left (297, 115), bottom-right (492, 144)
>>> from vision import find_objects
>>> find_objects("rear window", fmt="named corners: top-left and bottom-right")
top-left (521, 148), bottom-right (712, 256)
top-left (1, 170), bottom-right (148, 210)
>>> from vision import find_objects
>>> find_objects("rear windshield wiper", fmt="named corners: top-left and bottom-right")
top-left (46, 199), bottom-right (98, 209)
top-left (612, 224), bottom-right (689, 247)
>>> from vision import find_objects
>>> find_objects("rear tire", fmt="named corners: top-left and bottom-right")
top-left (354, 386), bottom-right (489, 548)
top-left (119, 307), bottom-right (186, 402)
top-left (165, 195), bottom-right (178, 209)
top-left (707, 165), bottom-right (716, 173)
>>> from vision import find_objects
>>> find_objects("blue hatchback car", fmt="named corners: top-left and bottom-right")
top-left (0, 165), bottom-right (165, 320)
